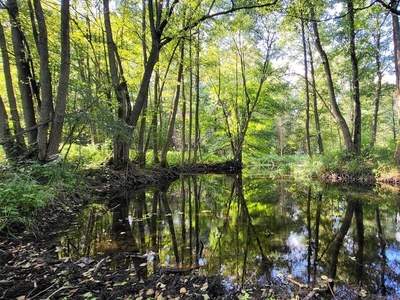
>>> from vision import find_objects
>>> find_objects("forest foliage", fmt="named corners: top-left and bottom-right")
top-left (0, 0), bottom-right (399, 168)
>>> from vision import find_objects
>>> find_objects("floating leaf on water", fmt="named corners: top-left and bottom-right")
top-left (140, 263), bottom-right (147, 267)
top-left (359, 289), bottom-right (367, 297)
top-left (203, 294), bottom-right (210, 300)
top-left (276, 272), bottom-right (284, 278)
top-left (321, 275), bottom-right (328, 280)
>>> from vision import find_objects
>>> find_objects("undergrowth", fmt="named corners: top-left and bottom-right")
top-left (0, 158), bottom-right (85, 233)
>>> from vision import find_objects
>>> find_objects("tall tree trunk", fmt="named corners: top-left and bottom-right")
top-left (348, 0), bottom-right (361, 155)
top-left (193, 30), bottom-right (201, 164)
top-left (308, 35), bottom-right (324, 154)
top-left (0, 21), bottom-right (26, 154)
top-left (160, 40), bottom-right (184, 167)
top-left (104, 0), bottom-right (131, 167)
top-left (392, 12), bottom-right (400, 163)
top-left (47, 0), bottom-right (70, 158)
top-left (311, 7), bottom-right (353, 152)
top-left (302, 19), bottom-right (312, 158)
top-left (371, 13), bottom-right (382, 148)
top-left (7, 0), bottom-right (38, 145)
top-left (151, 70), bottom-right (160, 164)
top-left (136, 0), bottom-right (149, 167)
top-left (34, 0), bottom-right (54, 161)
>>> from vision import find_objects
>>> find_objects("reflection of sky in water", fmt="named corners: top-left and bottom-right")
top-left (381, 244), bottom-right (400, 296)
top-left (281, 232), bottom-right (308, 278)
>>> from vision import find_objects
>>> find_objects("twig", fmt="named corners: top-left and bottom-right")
top-left (302, 290), bottom-right (317, 300)
top-left (92, 256), bottom-right (109, 277)
top-left (285, 275), bottom-right (304, 287)
top-left (43, 286), bottom-right (73, 300)
top-left (326, 281), bottom-right (337, 300)
top-left (29, 282), bottom-right (57, 299)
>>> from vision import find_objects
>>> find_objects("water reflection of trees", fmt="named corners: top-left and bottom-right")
top-left (59, 176), bottom-right (400, 296)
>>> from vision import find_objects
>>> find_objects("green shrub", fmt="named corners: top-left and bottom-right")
top-left (0, 174), bottom-right (54, 232)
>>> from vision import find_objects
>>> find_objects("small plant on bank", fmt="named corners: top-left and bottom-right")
top-left (0, 173), bottom-right (54, 232)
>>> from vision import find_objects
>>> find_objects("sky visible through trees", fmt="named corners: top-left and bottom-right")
top-left (0, 0), bottom-right (399, 166)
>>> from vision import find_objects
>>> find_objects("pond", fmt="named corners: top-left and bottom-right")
top-left (58, 174), bottom-right (400, 298)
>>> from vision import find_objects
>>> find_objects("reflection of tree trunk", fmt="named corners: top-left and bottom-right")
top-left (193, 176), bottom-right (201, 265)
top-left (111, 197), bottom-right (147, 278)
top-left (181, 177), bottom-right (186, 263)
top-left (354, 200), bottom-right (364, 285)
top-left (329, 201), bottom-right (354, 287)
top-left (150, 190), bottom-right (160, 268)
top-left (306, 187), bottom-right (312, 283)
top-left (160, 185), bottom-right (180, 264)
top-left (375, 207), bottom-right (387, 296)
top-left (234, 175), bottom-right (268, 267)
top-left (84, 208), bottom-right (96, 257)
top-left (314, 193), bottom-right (322, 281)
top-left (188, 177), bottom-right (193, 266)
top-left (135, 191), bottom-right (146, 253)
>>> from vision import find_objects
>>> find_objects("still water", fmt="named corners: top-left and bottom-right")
top-left (59, 174), bottom-right (400, 298)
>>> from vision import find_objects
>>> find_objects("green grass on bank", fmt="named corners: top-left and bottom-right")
top-left (0, 144), bottom-right (398, 234)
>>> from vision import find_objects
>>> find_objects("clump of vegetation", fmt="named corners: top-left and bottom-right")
top-left (0, 173), bottom-right (53, 232)
top-left (0, 158), bottom-right (85, 233)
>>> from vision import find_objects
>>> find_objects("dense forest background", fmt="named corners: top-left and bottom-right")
top-left (1, 0), bottom-right (400, 168)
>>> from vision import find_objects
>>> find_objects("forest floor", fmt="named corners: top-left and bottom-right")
top-left (0, 164), bottom-right (390, 300)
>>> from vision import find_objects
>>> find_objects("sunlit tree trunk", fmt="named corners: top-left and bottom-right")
top-left (392, 12), bottom-right (400, 163)
top-left (308, 37), bottom-right (324, 154)
top-left (301, 19), bottom-right (312, 158)
top-left (194, 30), bottom-right (201, 164)
top-left (136, 1), bottom-right (148, 167)
top-left (34, 0), bottom-right (54, 161)
top-left (47, 0), bottom-right (70, 157)
top-left (371, 13), bottom-right (383, 148)
top-left (311, 6), bottom-right (353, 152)
top-left (161, 40), bottom-right (184, 167)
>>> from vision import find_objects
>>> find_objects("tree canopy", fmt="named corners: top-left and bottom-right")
top-left (0, 0), bottom-right (398, 167)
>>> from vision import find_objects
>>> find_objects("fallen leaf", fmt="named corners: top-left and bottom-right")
top-left (180, 287), bottom-right (187, 294)
top-left (200, 282), bottom-right (208, 292)
top-left (146, 289), bottom-right (155, 296)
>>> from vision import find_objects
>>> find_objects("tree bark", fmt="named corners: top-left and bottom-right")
top-left (161, 40), bottom-right (184, 167)
top-left (34, 0), bottom-right (53, 161)
top-left (301, 19), bottom-right (312, 158)
top-left (7, 0), bottom-right (38, 145)
top-left (0, 21), bottom-right (26, 154)
top-left (392, 12), bottom-right (400, 163)
top-left (47, 0), bottom-right (70, 157)
top-left (371, 13), bottom-right (382, 148)
top-left (308, 34), bottom-right (324, 154)
top-left (104, 0), bottom-right (131, 167)
top-left (347, 0), bottom-right (361, 155)
top-left (311, 7), bottom-right (353, 152)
